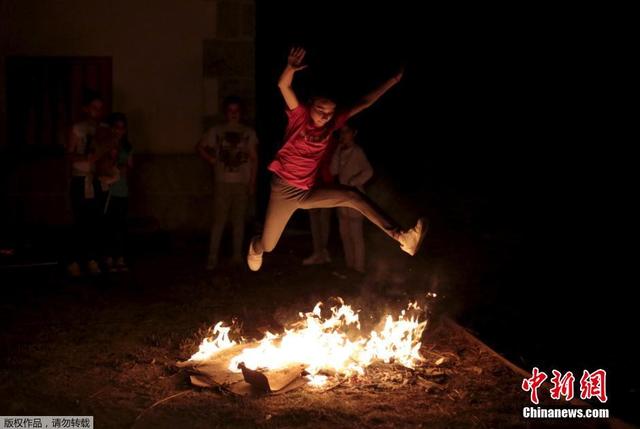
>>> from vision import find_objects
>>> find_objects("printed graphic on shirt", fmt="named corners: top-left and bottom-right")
top-left (300, 127), bottom-right (333, 143)
top-left (217, 131), bottom-right (251, 173)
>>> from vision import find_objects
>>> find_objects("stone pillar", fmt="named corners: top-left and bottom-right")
top-left (203, 0), bottom-right (255, 130)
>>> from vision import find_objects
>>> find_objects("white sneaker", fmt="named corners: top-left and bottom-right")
top-left (87, 259), bottom-right (102, 275)
top-left (67, 261), bottom-right (82, 277)
top-left (302, 249), bottom-right (331, 265)
top-left (399, 218), bottom-right (428, 256)
top-left (321, 248), bottom-right (331, 263)
top-left (247, 237), bottom-right (263, 271)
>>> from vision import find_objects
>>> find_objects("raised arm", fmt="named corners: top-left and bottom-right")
top-left (278, 47), bottom-right (308, 111)
top-left (347, 68), bottom-right (403, 119)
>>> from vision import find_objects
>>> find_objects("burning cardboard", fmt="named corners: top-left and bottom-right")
top-left (178, 298), bottom-right (428, 396)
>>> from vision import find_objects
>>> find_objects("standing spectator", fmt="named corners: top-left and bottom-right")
top-left (331, 123), bottom-right (373, 273)
top-left (197, 96), bottom-right (258, 271)
top-left (65, 90), bottom-right (107, 277)
top-left (99, 112), bottom-right (133, 272)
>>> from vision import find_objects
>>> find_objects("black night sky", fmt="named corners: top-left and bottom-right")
top-left (256, 1), bottom-right (633, 419)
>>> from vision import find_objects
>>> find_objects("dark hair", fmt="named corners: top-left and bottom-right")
top-left (309, 95), bottom-right (337, 106)
top-left (107, 112), bottom-right (132, 152)
top-left (82, 89), bottom-right (103, 107)
top-left (342, 120), bottom-right (357, 132)
top-left (338, 121), bottom-right (358, 143)
top-left (223, 95), bottom-right (243, 111)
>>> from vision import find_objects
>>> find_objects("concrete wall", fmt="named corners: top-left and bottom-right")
top-left (1, 0), bottom-right (215, 153)
top-left (1, 0), bottom-right (256, 231)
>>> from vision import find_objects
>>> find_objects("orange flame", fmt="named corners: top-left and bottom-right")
top-left (189, 298), bottom-right (427, 386)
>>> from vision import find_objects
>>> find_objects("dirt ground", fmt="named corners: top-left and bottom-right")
top-left (0, 232), bottom-right (624, 429)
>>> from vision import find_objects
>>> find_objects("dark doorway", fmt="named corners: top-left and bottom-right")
top-left (6, 56), bottom-right (112, 156)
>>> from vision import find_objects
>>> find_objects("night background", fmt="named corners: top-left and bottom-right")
top-left (0, 1), bottom-right (634, 427)
top-left (256, 2), bottom-right (634, 419)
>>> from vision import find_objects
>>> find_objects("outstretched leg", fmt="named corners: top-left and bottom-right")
top-left (300, 186), bottom-right (399, 238)
top-left (300, 185), bottom-right (427, 256)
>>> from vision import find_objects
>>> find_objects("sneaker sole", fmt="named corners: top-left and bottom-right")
top-left (248, 256), bottom-right (262, 271)
top-left (247, 237), bottom-right (263, 271)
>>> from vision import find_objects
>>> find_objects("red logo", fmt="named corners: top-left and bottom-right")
top-left (550, 370), bottom-right (575, 401)
top-left (579, 369), bottom-right (608, 403)
top-left (522, 368), bottom-right (608, 404)
top-left (522, 367), bottom-right (548, 404)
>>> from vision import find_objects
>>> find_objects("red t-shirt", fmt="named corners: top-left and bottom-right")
top-left (317, 134), bottom-right (339, 186)
top-left (268, 104), bottom-right (349, 190)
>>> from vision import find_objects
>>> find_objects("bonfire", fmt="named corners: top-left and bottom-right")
top-left (179, 296), bottom-right (434, 394)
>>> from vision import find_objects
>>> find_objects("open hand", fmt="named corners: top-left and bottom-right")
top-left (287, 47), bottom-right (308, 71)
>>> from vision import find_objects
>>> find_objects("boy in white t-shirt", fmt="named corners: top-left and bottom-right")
top-left (330, 123), bottom-right (373, 273)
